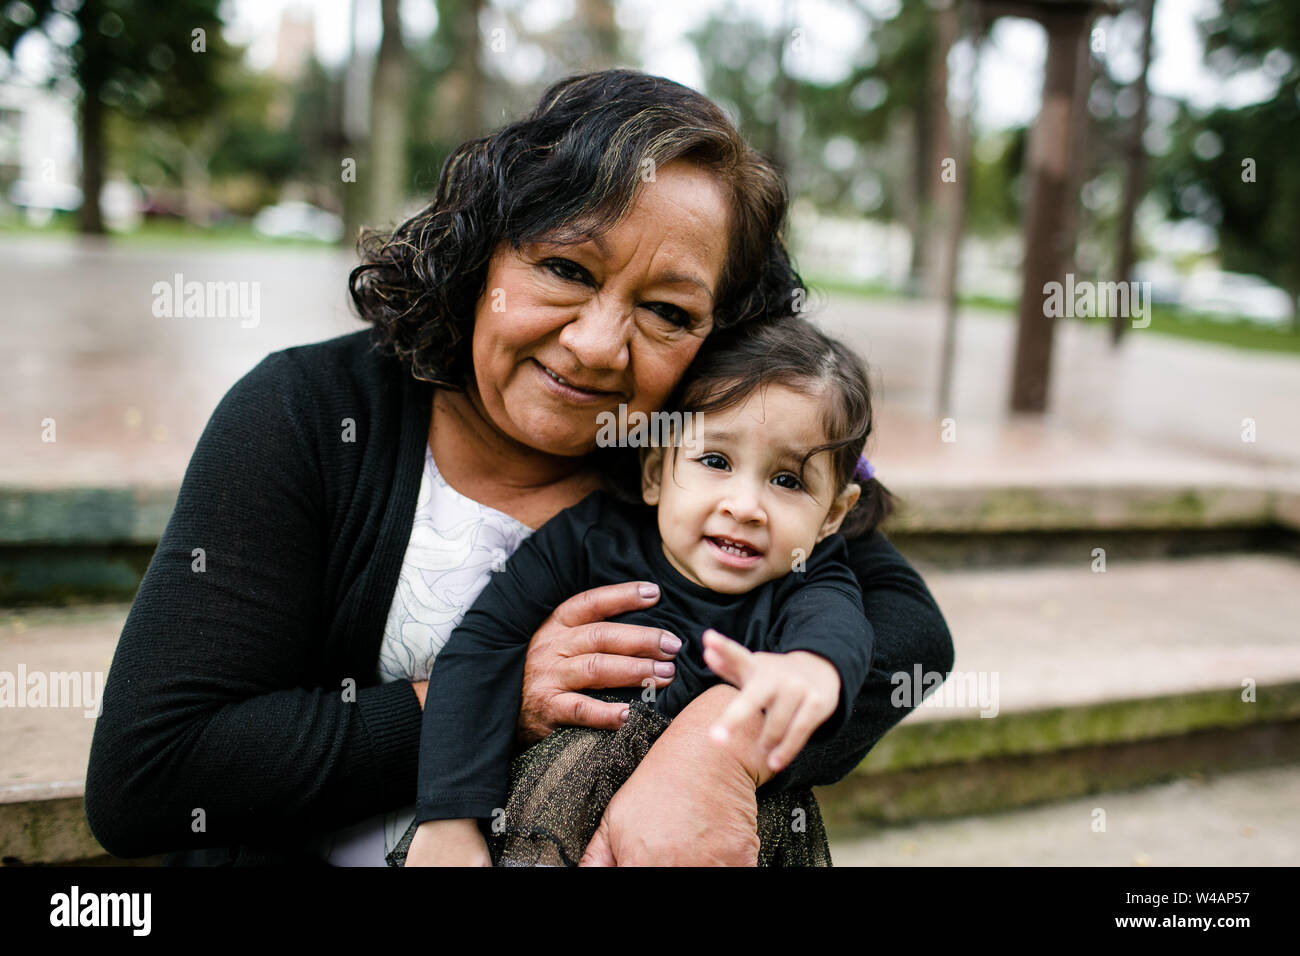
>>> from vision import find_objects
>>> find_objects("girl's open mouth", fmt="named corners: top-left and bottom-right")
top-left (706, 535), bottom-right (763, 567)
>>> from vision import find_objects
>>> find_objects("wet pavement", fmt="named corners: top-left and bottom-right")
top-left (3, 236), bottom-right (1298, 492)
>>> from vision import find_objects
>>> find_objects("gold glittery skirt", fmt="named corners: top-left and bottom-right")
top-left (388, 700), bottom-right (831, 867)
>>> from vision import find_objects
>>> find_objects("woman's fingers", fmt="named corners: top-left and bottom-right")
top-left (560, 651), bottom-right (675, 692)
top-left (552, 582), bottom-right (662, 631)
top-left (578, 815), bottom-right (616, 867)
top-left (571, 620), bottom-right (681, 661)
top-left (700, 628), bottom-right (752, 687)
top-left (548, 691), bottom-right (631, 731)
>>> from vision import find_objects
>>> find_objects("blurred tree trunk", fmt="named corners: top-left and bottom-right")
top-left (78, 83), bottom-right (106, 234)
top-left (767, 0), bottom-right (798, 176)
top-left (340, 0), bottom-right (368, 247)
top-left (578, 0), bottom-right (618, 67)
top-left (1009, 8), bottom-right (1088, 413)
top-left (369, 0), bottom-right (411, 227)
top-left (75, 0), bottom-right (107, 234)
top-left (435, 0), bottom-right (485, 145)
top-left (911, 0), bottom-right (957, 297)
top-left (1110, 0), bottom-right (1155, 346)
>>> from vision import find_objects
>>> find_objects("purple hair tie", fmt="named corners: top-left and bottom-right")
top-left (853, 454), bottom-right (875, 482)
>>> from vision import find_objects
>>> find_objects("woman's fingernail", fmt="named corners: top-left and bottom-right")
top-left (654, 661), bottom-right (675, 677)
top-left (660, 633), bottom-right (682, 654)
top-left (620, 707), bottom-right (630, 723)
top-left (639, 583), bottom-right (660, 599)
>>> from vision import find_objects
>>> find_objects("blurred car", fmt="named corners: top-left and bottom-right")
top-left (1179, 271), bottom-right (1295, 328)
top-left (252, 201), bottom-right (343, 242)
top-left (1132, 260), bottom-right (1181, 306)
top-left (9, 178), bottom-right (142, 230)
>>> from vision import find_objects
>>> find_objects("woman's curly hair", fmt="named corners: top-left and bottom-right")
top-left (349, 68), bottom-right (804, 386)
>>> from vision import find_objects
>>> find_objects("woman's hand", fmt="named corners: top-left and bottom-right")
top-left (517, 581), bottom-right (681, 746)
top-left (702, 629), bottom-right (841, 775)
top-left (580, 684), bottom-right (769, 866)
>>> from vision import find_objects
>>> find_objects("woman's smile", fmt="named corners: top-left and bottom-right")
top-left (530, 357), bottom-right (622, 405)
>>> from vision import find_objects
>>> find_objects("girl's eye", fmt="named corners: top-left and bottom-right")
top-left (641, 301), bottom-right (694, 328)
top-left (543, 259), bottom-right (593, 284)
top-left (773, 473), bottom-right (803, 491)
top-left (698, 453), bottom-right (729, 470)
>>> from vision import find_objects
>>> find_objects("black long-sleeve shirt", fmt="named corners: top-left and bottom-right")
top-left (415, 490), bottom-right (872, 824)
top-left (84, 330), bottom-right (954, 864)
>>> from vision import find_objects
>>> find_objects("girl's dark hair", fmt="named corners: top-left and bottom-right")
top-left (349, 68), bottom-right (803, 385)
top-left (663, 316), bottom-right (896, 539)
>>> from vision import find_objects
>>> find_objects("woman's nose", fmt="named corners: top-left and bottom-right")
top-left (557, 294), bottom-right (631, 371)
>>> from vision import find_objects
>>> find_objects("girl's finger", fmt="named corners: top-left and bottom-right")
top-left (701, 628), bottom-right (752, 686)
top-left (757, 689), bottom-right (800, 753)
top-left (767, 700), bottom-right (824, 773)
top-left (710, 679), bottom-right (775, 744)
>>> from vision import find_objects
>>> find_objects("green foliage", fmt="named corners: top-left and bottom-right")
top-left (0, 0), bottom-right (236, 119)
top-left (1147, 0), bottom-right (1300, 305)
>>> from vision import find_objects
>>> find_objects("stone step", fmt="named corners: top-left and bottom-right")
top-left (3, 481), bottom-right (1298, 604)
top-left (827, 763), bottom-right (1300, 866)
top-left (3, 552), bottom-right (1299, 862)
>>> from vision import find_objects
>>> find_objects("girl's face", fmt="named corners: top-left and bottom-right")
top-left (468, 160), bottom-right (730, 458)
top-left (640, 383), bottom-right (861, 594)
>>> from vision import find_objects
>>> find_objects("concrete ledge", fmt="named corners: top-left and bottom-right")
top-left (2, 482), bottom-right (1294, 547)
top-left (0, 781), bottom-right (100, 865)
top-left (0, 486), bottom-right (178, 546)
top-left (820, 720), bottom-right (1300, 828)
top-left (885, 483), bottom-right (1287, 534)
top-left (856, 682), bottom-right (1300, 773)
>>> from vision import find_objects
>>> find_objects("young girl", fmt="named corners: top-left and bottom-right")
top-left (392, 315), bottom-right (895, 867)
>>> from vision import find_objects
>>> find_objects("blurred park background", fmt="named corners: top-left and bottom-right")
top-left (1, 0), bottom-right (1298, 867)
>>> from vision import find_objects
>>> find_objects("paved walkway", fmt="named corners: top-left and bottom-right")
top-left (3, 237), bottom-right (1298, 491)
top-left (829, 764), bottom-right (1300, 866)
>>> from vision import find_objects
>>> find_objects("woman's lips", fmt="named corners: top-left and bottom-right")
top-left (705, 535), bottom-right (764, 569)
top-left (532, 359), bottom-right (618, 405)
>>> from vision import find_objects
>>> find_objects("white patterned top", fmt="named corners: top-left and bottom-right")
top-left (312, 444), bottom-right (533, 866)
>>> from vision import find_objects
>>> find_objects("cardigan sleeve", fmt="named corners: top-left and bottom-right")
top-left (412, 493), bottom-right (600, 825)
top-left (758, 529), bottom-right (953, 794)
top-left (769, 535), bottom-right (872, 743)
top-left (84, 350), bottom-right (423, 859)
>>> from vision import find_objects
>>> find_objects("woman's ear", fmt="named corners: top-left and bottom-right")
top-left (816, 482), bottom-right (862, 543)
top-left (641, 445), bottom-right (666, 506)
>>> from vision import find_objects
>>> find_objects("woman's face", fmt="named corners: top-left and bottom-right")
top-left (469, 160), bottom-right (731, 457)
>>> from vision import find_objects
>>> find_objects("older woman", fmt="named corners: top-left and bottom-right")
top-left (85, 69), bottom-right (952, 866)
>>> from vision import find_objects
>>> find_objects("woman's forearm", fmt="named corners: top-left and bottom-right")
top-left (655, 684), bottom-right (774, 787)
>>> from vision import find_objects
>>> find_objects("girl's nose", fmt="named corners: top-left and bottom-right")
top-left (719, 484), bottom-right (766, 525)
top-left (557, 294), bottom-right (631, 371)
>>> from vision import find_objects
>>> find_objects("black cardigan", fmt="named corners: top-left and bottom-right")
top-left (84, 330), bottom-right (953, 864)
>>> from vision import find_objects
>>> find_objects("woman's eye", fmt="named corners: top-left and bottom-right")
top-left (773, 473), bottom-right (803, 491)
top-left (543, 259), bottom-right (592, 284)
top-left (641, 302), bottom-right (693, 328)
top-left (698, 453), bottom-right (729, 470)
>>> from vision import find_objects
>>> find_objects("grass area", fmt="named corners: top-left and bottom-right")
top-left (806, 273), bottom-right (1300, 357)
top-left (0, 213), bottom-right (339, 250)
